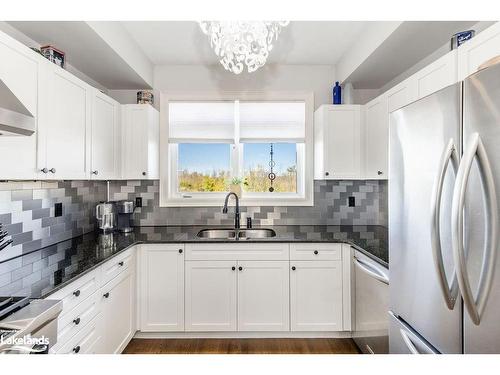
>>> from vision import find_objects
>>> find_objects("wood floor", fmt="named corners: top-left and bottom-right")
top-left (123, 338), bottom-right (360, 354)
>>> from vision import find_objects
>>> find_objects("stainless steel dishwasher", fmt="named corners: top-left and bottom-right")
top-left (352, 250), bottom-right (389, 354)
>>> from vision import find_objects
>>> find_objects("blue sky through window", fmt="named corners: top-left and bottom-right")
top-left (178, 144), bottom-right (230, 174)
top-left (178, 143), bottom-right (296, 175)
top-left (243, 143), bottom-right (296, 174)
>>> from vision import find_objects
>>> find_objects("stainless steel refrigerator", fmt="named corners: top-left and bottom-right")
top-left (389, 60), bottom-right (500, 354)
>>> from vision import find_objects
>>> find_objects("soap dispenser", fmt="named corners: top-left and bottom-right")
top-left (333, 81), bottom-right (342, 104)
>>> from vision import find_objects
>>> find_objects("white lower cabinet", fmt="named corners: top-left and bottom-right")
top-left (48, 242), bottom-right (351, 348)
top-left (185, 260), bottom-right (237, 332)
top-left (139, 244), bottom-right (184, 331)
top-left (56, 314), bottom-right (103, 354)
top-left (185, 259), bottom-right (290, 332)
top-left (237, 261), bottom-right (289, 331)
top-left (100, 267), bottom-right (135, 353)
top-left (290, 260), bottom-right (343, 331)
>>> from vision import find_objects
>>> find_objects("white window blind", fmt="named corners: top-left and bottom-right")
top-left (239, 102), bottom-right (306, 142)
top-left (168, 102), bottom-right (235, 143)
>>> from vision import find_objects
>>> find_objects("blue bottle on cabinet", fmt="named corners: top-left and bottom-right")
top-left (333, 81), bottom-right (341, 104)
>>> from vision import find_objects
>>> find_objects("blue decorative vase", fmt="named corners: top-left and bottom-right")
top-left (333, 81), bottom-right (341, 104)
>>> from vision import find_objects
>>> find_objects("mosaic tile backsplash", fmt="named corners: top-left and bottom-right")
top-left (0, 179), bottom-right (387, 264)
top-left (0, 181), bottom-right (107, 262)
top-left (108, 180), bottom-right (388, 227)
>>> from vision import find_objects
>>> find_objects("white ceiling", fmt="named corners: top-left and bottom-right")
top-left (6, 20), bottom-right (481, 91)
top-left (121, 21), bottom-right (370, 65)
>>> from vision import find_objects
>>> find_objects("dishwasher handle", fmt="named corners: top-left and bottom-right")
top-left (354, 256), bottom-right (389, 285)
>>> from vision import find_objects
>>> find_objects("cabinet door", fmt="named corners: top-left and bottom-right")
top-left (139, 244), bottom-right (184, 332)
top-left (121, 105), bottom-right (148, 179)
top-left (386, 79), bottom-right (418, 113)
top-left (364, 96), bottom-right (389, 179)
top-left (43, 66), bottom-right (91, 179)
top-left (458, 22), bottom-right (500, 80)
top-left (101, 269), bottom-right (135, 353)
top-left (0, 33), bottom-right (41, 179)
top-left (414, 51), bottom-right (457, 99)
top-left (237, 261), bottom-right (289, 331)
top-left (324, 105), bottom-right (361, 179)
top-left (185, 261), bottom-right (237, 331)
top-left (91, 90), bottom-right (119, 179)
top-left (290, 261), bottom-right (343, 331)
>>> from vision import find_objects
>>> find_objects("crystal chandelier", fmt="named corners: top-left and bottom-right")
top-left (199, 21), bottom-right (290, 74)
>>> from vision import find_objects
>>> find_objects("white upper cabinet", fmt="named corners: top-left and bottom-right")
top-left (38, 64), bottom-right (92, 180)
top-left (314, 104), bottom-right (361, 180)
top-left (413, 50), bottom-right (457, 99)
top-left (458, 22), bottom-right (500, 80)
top-left (0, 32), bottom-right (43, 179)
top-left (91, 90), bottom-right (121, 180)
top-left (386, 78), bottom-right (418, 114)
top-left (121, 104), bottom-right (159, 180)
top-left (363, 95), bottom-right (388, 179)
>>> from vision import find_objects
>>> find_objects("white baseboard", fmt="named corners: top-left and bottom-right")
top-left (133, 331), bottom-right (353, 339)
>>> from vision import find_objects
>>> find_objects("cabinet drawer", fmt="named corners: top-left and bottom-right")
top-left (56, 290), bottom-right (101, 347)
top-left (55, 313), bottom-right (102, 354)
top-left (185, 243), bottom-right (289, 261)
top-left (290, 243), bottom-right (342, 261)
top-left (101, 248), bottom-right (135, 286)
top-left (47, 268), bottom-right (100, 315)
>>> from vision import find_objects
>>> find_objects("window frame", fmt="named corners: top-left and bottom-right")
top-left (160, 91), bottom-right (314, 207)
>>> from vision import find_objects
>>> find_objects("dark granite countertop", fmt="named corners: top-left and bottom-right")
top-left (1, 225), bottom-right (387, 299)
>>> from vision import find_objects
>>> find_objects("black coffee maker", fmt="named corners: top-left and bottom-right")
top-left (115, 200), bottom-right (135, 233)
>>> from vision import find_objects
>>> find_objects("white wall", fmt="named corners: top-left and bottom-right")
top-left (352, 88), bottom-right (380, 105)
top-left (152, 64), bottom-right (335, 110)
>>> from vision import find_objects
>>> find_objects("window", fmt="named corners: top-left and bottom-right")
top-left (161, 93), bottom-right (313, 206)
top-left (243, 143), bottom-right (298, 193)
top-left (178, 144), bottom-right (231, 193)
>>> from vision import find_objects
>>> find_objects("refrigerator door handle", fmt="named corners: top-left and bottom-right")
top-left (399, 328), bottom-right (437, 354)
top-left (451, 132), bottom-right (499, 325)
top-left (400, 329), bottom-right (420, 354)
top-left (430, 138), bottom-right (460, 310)
top-left (353, 256), bottom-right (389, 285)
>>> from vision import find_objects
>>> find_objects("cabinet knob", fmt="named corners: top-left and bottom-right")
top-left (238, 266), bottom-right (243, 271)
top-left (73, 317), bottom-right (81, 325)
top-left (377, 171), bottom-right (383, 175)
top-left (291, 266), bottom-right (296, 271)
top-left (314, 250), bottom-right (319, 255)
top-left (142, 172), bottom-right (146, 176)
top-left (73, 290), bottom-right (81, 297)
top-left (118, 261), bottom-right (124, 266)
top-left (49, 168), bottom-right (56, 173)
top-left (92, 170), bottom-right (98, 175)
top-left (232, 266), bottom-right (236, 271)
top-left (41, 167), bottom-right (48, 173)
top-left (73, 345), bottom-right (81, 353)
top-left (179, 249), bottom-right (183, 254)
top-left (325, 172), bottom-right (329, 176)
top-left (103, 292), bottom-right (110, 299)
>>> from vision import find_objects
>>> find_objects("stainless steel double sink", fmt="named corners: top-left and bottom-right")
top-left (196, 228), bottom-right (276, 240)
